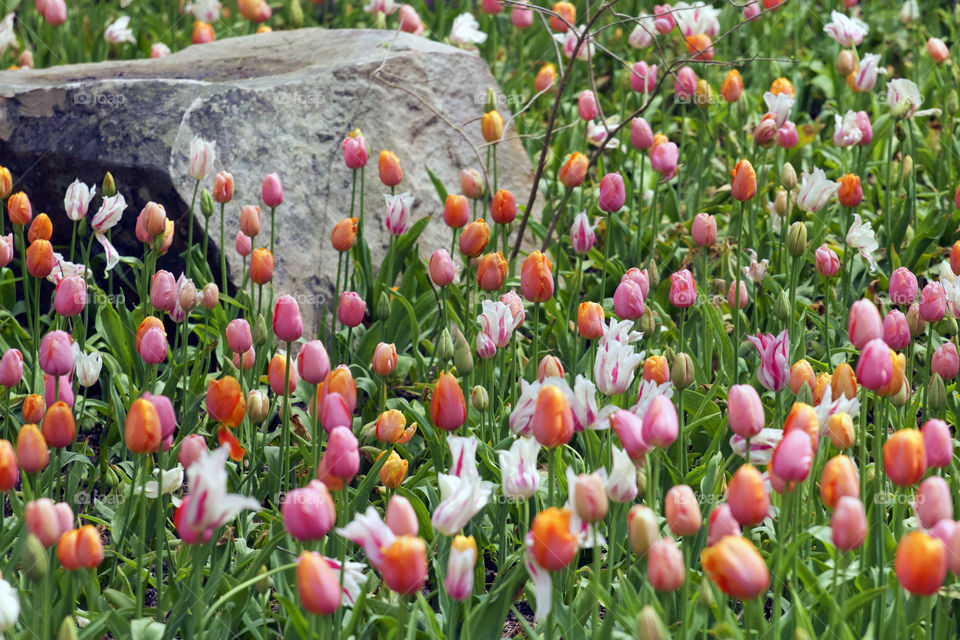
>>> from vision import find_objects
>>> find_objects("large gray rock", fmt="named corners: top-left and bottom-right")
top-left (0, 28), bottom-right (535, 329)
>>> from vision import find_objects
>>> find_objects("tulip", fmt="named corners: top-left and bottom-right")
top-left (815, 244), bottom-right (840, 277)
top-left (642, 355), bottom-right (668, 385)
top-left (836, 173), bottom-right (863, 208)
top-left (650, 140), bottom-right (679, 179)
top-left (886, 267), bottom-right (918, 306)
top-left (38, 330), bottom-right (72, 377)
top-left (920, 283), bottom-right (946, 322)
top-left (261, 173), bottom-right (283, 208)
top-left (225, 319), bottom-right (253, 356)
top-left (598, 173), bottom-right (626, 213)
top-left (832, 363), bottom-right (858, 400)
top-left (820, 455), bottom-right (859, 509)
top-left (385, 495), bottom-right (419, 536)
top-left (932, 342), bottom-right (959, 380)
top-left (928, 37), bottom-right (950, 64)
top-left (249, 248), bottom-right (274, 284)
top-left (882, 310), bottom-right (910, 350)
top-left (721, 69), bottom-right (743, 102)
top-left (674, 66), bottom-right (697, 100)
top-left (445, 535), bottom-right (477, 601)
top-left (40, 401), bottom-right (75, 448)
top-left (0, 349), bottom-right (23, 388)
top-left (609, 409), bottom-right (650, 462)
top-left (384, 191), bottom-right (414, 236)
top-left (178, 434), bottom-right (208, 470)
top-left (330, 217), bottom-right (358, 252)
top-left (269, 352), bottom-right (298, 395)
top-left (461, 169), bottom-right (485, 200)
top-left (701, 535), bottom-right (770, 599)
top-left (324, 426), bottom-right (359, 483)
top-left (614, 279), bottom-right (645, 319)
top-left (206, 376), bottom-right (246, 427)
top-left (669, 269), bottom-right (696, 308)
top-left (459, 219), bottom-right (490, 257)
top-left (125, 398), bottom-right (162, 454)
top-left (380, 535), bottom-right (428, 594)
top-left (235, 231), bottom-right (252, 257)
top-left (0, 440), bottom-right (18, 491)
top-left (284, 481), bottom-right (337, 541)
top-left (521, 251), bottom-right (554, 302)
top-left (896, 531), bottom-right (947, 596)
top-left (477, 252), bottom-right (507, 291)
top-left (26, 498), bottom-right (73, 548)
top-left (855, 339), bottom-right (893, 392)
top-left (149, 270), bottom-right (177, 312)
top-left (708, 504), bottom-right (741, 547)
top-left (26, 213), bottom-right (51, 243)
top-left (273, 295), bottom-right (303, 342)
top-left (642, 395), bottom-right (678, 448)
top-left (297, 552), bottom-right (341, 615)
top-left (929, 520), bottom-right (960, 574)
top-left (530, 507), bottom-right (578, 570)
top-left (0, 234), bottom-right (12, 269)
top-left (549, 0), bottom-right (575, 31)
top-left (691, 213), bottom-right (717, 246)
top-left (22, 394), bottom-right (45, 423)
top-left (665, 485), bottom-right (701, 536)
top-left (568, 211), bottom-right (596, 254)
top-left (531, 384), bottom-right (573, 448)
top-left (916, 476), bottom-right (953, 529)
top-left (368, 342), bottom-right (396, 377)
top-left (537, 355), bottom-right (563, 382)
top-left (727, 385), bottom-right (764, 439)
top-left (922, 419), bottom-right (953, 469)
top-left (26, 239), bottom-right (54, 278)
top-left (884, 429), bottom-right (926, 487)
top-left (338, 292), bottom-right (366, 327)
top-left (788, 360), bottom-right (815, 396)
top-left (646, 538), bottom-right (685, 592)
top-left (578, 302), bottom-right (605, 340)
top-left (727, 464), bottom-right (770, 526)
top-left (770, 429), bottom-right (813, 483)
top-left (240, 205), bottom-right (262, 237)
top-left (630, 117), bottom-right (654, 152)
top-left (731, 160), bottom-right (757, 201)
top-left (17, 423), bottom-right (48, 472)
top-left (376, 150), bottom-right (403, 187)
top-left (430, 372), bottom-right (466, 431)
top-left (7, 192), bottom-right (32, 226)
top-left (341, 133), bottom-right (369, 170)
top-left (727, 280), bottom-right (749, 310)
top-left (558, 152), bottom-right (588, 189)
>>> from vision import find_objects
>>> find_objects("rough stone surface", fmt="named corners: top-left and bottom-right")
top-left (0, 28), bottom-right (535, 329)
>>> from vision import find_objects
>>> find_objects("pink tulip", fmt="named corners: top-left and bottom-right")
top-left (815, 244), bottom-right (839, 277)
top-left (610, 409), bottom-right (650, 461)
top-left (232, 347), bottom-right (255, 371)
top-left (727, 280), bottom-right (749, 310)
top-left (41, 0), bottom-right (66, 25)
top-left (692, 213), bottom-right (717, 246)
top-left (178, 434), bottom-right (208, 470)
top-left (776, 122), bottom-right (798, 148)
top-left (342, 135), bottom-right (369, 170)
top-left (569, 212), bottom-right (595, 255)
top-left (889, 267), bottom-right (918, 305)
top-left (25, 498), bottom-right (73, 548)
top-left (770, 429), bottom-right (813, 482)
top-left (753, 119), bottom-right (777, 146)
top-left (933, 342), bottom-right (960, 379)
top-left (855, 111), bottom-right (872, 145)
top-left (642, 395), bottom-right (678, 448)
top-left (922, 419), bottom-right (953, 469)
top-left (385, 495), bottom-right (419, 536)
top-left (650, 140), bottom-right (679, 179)
top-left (743, 2), bottom-right (760, 20)
top-left (664, 485), bottom-right (701, 536)
top-left (510, 2), bottom-right (533, 28)
top-left (325, 426), bottom-right (360, 482)
top-left (847, 299), bottom-right (883, 349)
top-left (654, 5), bottom-right (675, 33)
top-left (669, 269), bottom-right (696, 308)
top-left (225, 319), bottom-right (253, 355)
top-left (630, 61), bottom-right (657, 93)
top-left (53, 275), bottom-right (85, 317)
top-left (39, 330), bottom-right (73, 377)
top-left (235, 231), bottom-right (252, 257)
top-left (298, 340), bottom-right (331, 385)
top-left (929, 520), bottom-right (960, 574)
top-left (143, 392), bottom-right (177, 452)
top-left (727, 384), bottom-right (764, 438)
top-left (283, 480), bottom-right (337, 541)
top-left (138, 327), bottom-right (168, 364)
top-left (398, 4), bottom-right (425, 33)
top-left (707, 503), bottom-right (741, 547)
top-left (928, 37), bottom-right (950, 64)
top-left (0, 234), bottom-right (13, 268)
top-left (429, 249), bottom-right (455, 287)
top-left (647, 538), bottom-right (685, 591)
top-left (338, 292), bottom-right (366, 327)
top-left (151, 270), bottom-right (178, 312)
top-left (916, 476), bottom-right (953, 529)
top-left (631, 117), bottom-right (654, 151)
top-left (919, 282), bottom-right (946, 322)
top-left (273, 295), bottom-right (304, 342)
top-left (674, 66), bottom-right (697, 100)
top-left (883, 310), bottom-right (910, 350)
top-left (577, 91), bottom-right (599, 121)
top-left (831, 496), bottom-right (866, 551)
top-left (44, 373), bottom-right (73, 408)
top-left (623, 268), bottom-right (650, 299)
top-left (855, 338), bottom-right (893, 391)
top-left (747, 331), bottom-right (789, 392)
top-left (613, 279), bottom-right (645, 320)
top-left (0, 349), bottom-right (23, 388)
top-left (320, 392), bottom-right (353, 434)
top-left (598, 173), bottom-right (626, 213)
top-left (261, 173), bottom-right (284, 208)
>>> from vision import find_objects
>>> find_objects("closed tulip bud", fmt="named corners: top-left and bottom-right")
top-left (490, 190), bottom-right (516, 225)
top-left (382, 496), bottom-right (419, 537)
top-left (240, 205), bottom-right (262, 238)
top-left (830, 363), bottom-right (857, 401)
top-left (828, 413), bottom-right (856, 450)
top-left (614, 279), bottom-right (645, 319)
top-left (152, 271), bottom-right (179, 312)
top-left (0, 233), bottom-right (12, 269)
top-left (813, 243), bottom-right (840, 278)
top-left (916, 476), bottom-right (953, 529)
top-left (0, 349), bottom-right (22, 389)
top-left (324, 426), bottom-right (359, 482)
top-left (727, 385), bottom-right (764, 438)
top-left (577, 90), bottom-right (599, 121)
top-left (39, 330), bottom-right (73, 377)
top-left (777, 161), bottom-right (796, 189)
top-left (378, 151), bottom-right (403, 187)
top-left (727, 464), bottom-right (769, 526)
top-left (261, 173), bottom-right (283, 208)
top-left (691, 213), bottom-right (717, 246)
top-left (26, 239), bottom-right (54, 278)
top-left (0, 167), bottom-right (10, 199)
top-left (436, 329), bottom-right (454, 363)
top-left (17, 423), bottom-right (48, 473)
top-left (249, 248), bottom-right (274, 284)
top-left (635, 605), bottom-right (668, 640)
top-left (921, 419), bottom-right (952, 468)
top-left (836, 49), bottom-right (857, 75)
top-left (429, 249), bottom-right (456, 287)
top-left (701, 535), bottom-right (770, 599)
top-left (337, 292), bottom-right (366, 327)
top-left (269, 352), bottom-right (299, 395)
top-left (453, 327), bottom-right (474, 375)
top-left (671, 353), bottom-right (695, 389)
top-left (558, 152), bottom-right (589, 189)
top-left (848, 299), bottom-right (883, 348)
top-left (647, 538), bottom-right (686, 591)
top-left (41, 402), bottom-right (75, 449)
top-left (932, 343), bottom-right (959, 380)
top-left (627, 505), bottom-right (659, 556)
top-left (530, 507), bottom-right (578, 571)
top-left (532, 384), bottom-right (573, 448)
top-left (639, 307), bottom-right (657, 335)
top-left (721, 69), bottom-right (743, 103)
top-left (727, 280), bottom-right (749, 310)
top-left (572, 473), bottom-right (608, 523)
top-left (330, 217), bottom-right (358, 252)
top-left (919, 282), bottom-right (946, 322)
top-left (461, 169), bottom-right (485, 200)
top-left (235, 231), bottom-right (252, 257)
top-left (836, 174), bottom-right (863, 208)
top-left (884, 429), bottom-right (926, 487)
top-left (707, 504), bottom-right (741, 547)
top-left (819, 455), bottom-right (859, 510)
top-left (125, 398), bottom-right (162, 454)
top-left (28, 213), bottom-right (52, 243)
top-left (200, 282), bottom-right (219, 310)
top-left (210, 171), bottom-right (234, 204)
top-left (459, 219), bottom-right (490, 257)
top-left (380, 535), bottom-right (428, 594)
top-left (341, 131), bottom-right (369, 170)
top-left (521, 251), bottom-right (554, 302)
top-left (367, 342), bottom-right (396, 378)
top-left (200, 188), bottom-right (214, 219)
top-left (669, 269), bottom-right (696, 308)
top-left (537, 355), bottom-right (563, 382)
top-left (53, 276), bottom-right (85, 317)
top-left (22, 394), bottom-right (45, 424)
top-left (578, 302), bottom-right (605, 339)
top-left (731, 160), bottom-right (757, 201)
top-left (378, 450), bottom-right (408, 488)
top-left (831, 496), bottom-right (866, 551)
top-left (789, 360), bottom-right (815, 396)
top-left (896, 531), bottom-right (947, 596)
top-left (481, 111), bottom-right (504, 143)
top-left (23, 534), bottom-right (48, 581)
top-left (949, 91), bottom-right (960, 116)
top-left (753, 118), bottom-right (777, 146)
top-left (297, 552), bottom-right (341, 615)
top-left (271, 295), bottom-right (303, 343)
top-left (7, 192), bottom-right (32, 226)
top-left (771, 429), bottom-right (813, 483)
top-left (0, 439), bottom-right (17, 490)
top-left (430, 372), bottom-right (466, 431)
top-left (905, 302), bottom-right (926, 337)
top-left (598, 172), bottom-right (626, 213)
top-left (477, 252), bottom-right (507, 291)
top-left (178, 278), bottom-right (198, 313)
top-left (665, 485), bottom-right (701, 536)
top-left (786, 222), bottom-right (807, 257)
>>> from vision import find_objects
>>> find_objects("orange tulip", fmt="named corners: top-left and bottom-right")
top-left (895, 531), bottom-right (947, 595)
top-left (789, 360), bottom-right (815, 396)
top-left (726, 464), bottom-right (770, 526)
top-left (813, 373), bottom-right (832, 405)
top-left (531, 384), bottom-right (573, 448)
top-left (41, 401), bottom-right (75, 448)
top-left (206, 376), bottom-right (246, 428)
top-left (535, 63), bottom-right (556, 92)
top-left (768, 77), bottom-right (794, 97)
top-left (372, 342), bottom-right (398, 376)
top-left (26, 239), bottom-right (55, 278)
top-left (125, 398), bottom-right (162, 454)
top-left (819, 455), bottom-right (859, 509)
top-left (481, 110), bottom-right (504, 143)
top-left (643, 355), bottom-right (669, 385)
top-left (250, 248), bottom-right (275, 285)
top-left (558, 152), bottom-right (588, 189)
top-left (380, 535), bottom-right (428, 594)
top-left (520, 251), bottom-right (554, 303)
top-left (701, 535), bottom-right (770, 599)
top-left (827, 413), bottom-right (856, 450)
top-left (136, 316), bottom-right (166, 352)
top-left (315, 365), bottom-right (358, 415)
top-left (458, 219), bottom-right (490, 257)
top-left (378, 450), bottom-right (408, 488)
top-left (376, 410), bottom-right (417, 444)
top-left (75, 524), bottom-right (104, 568)
top-left (883, 429), bottom-right (926, 487)
top-left (578, 302), bottom-right (605, 340)
top-left (549, 1), bottom-right (575, 31)
top-left (57, 528), bottom-right (81, 569)
top-left (685, 34), bottom-right (713, 61)
top-left (730, 160), bottom-right (757, 202)
top-left (476, 252), bottom-right (507, 291)
top-left (877, 350), bottom-right (906, 398)
top-left (783, 402), bottom-right (819, 451)
top-left (27, 213), bottom-right (52, 243)
top-left (0, 439), bottom-right (18, 491)
top-left (17, 423), bottom-right (49, 473)
top-left (720, 69), bottom-right (743, 103)
top-left (837, 174), bottom-right (863, 208)
top-left (430, 372), bottom-right (466, 431)
top-left (330, 217), bottom-right (358, 252)
top-left (297, 551), bottom-right (341, 615)
top-left (530, 507), bottom-right (578, 570)
top-left (831, 363), bottom-right (857, 400)
top-left (443, 194), bottom-right (470, 229)
top-left (218, 427), bottom-right (246, 461)
top-left (378, 151), bottom-right (403, 187)
top-left (0, 167), bottom-right (11, 200)
top-left (7, 192), bottom-right (32, 226)
top-left (192, 21), bottom-right (215, 44)
top-left (22, 393), bottom-right (45, 423)
top-left (490, 189), bottom-right (517, 224)
top-left (951, 240), bottom-right (960, 277)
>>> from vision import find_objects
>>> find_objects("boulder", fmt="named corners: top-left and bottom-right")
top-left (0, 28), bottom-right (535, 330)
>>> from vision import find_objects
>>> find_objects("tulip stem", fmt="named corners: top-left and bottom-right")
top-left (202, 211), bottom-right (211, 280)
top-left (16, 226), bottom-right (30, 375)
top-left (187, 180), bottom-right (199, 281)
top-left (824, 276), bottom-right (832, 366)
top-left (733, 199), bottom-right (744, 386)
top-left (547, 445), bottom-right (557, 507)
top-left (32, 275), bottom-right (40, 390)
top-left (135, 454), bottom-right (150, 618)
top-left (219, 202), bottom-right (227, 297)
top-left (155, 446), bottom-right (166, 614)
top-left (532, 302), bottom-right (540, 379)
top-left (280, 340), bottom-right (293, 495)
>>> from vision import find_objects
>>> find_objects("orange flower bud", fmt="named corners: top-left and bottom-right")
top-left (877, 350), bottom-right (906, 398)
top-left (380, 535), bottom-right (428, 594)
top-left (7, 192), bottom-right (32, 226)
top-left (125, 398), bottom-right (162, 454)
top-left (558, 152), bottom-right (588, 189)
top-left (75, 524), bottom-right (104, 568)
top-left (0, 439), bottom-right (18, 491)
top-left (0, 167), bottom-right (11, 199)
top-left (430, 372), bottom-right (466, 431)
top-left (535, 64), bottom-right (556, 92)
top-left (297, 551), bottom-right (341, 615)
top-left (831, 363), bottom-right (857, 400)
top-left (476, 252), bottom-right (507, 291)
top-left (549, 1), bottom-right (576, 32)
top-left (783, 402), bottom-right (819, 451)
top-left (701, 535), bottom-right (770, 599)
top-left (250, 248), bottom-right (275, 285)
top-left (951, 240), bottom-right (960, 276)
top-left (730, 159), bottom-right (757, 202)
top-left (813, 373), bottom-right (832, 405)
top-left (643, 355), bottom-right (669, 385)
top-left (685, 33), bottom-right (713, 61)
top-left (458, 219), bottom-right (490, 258)
top-left (789, 360), bottom-right (815, 396)
top-left (837, 174), bottom-right (863, 208)
top-left (57, 528), bottom-right (81, 570)
top-left (531, 384), bottom-right (573, 448)
top-left (578, 301), bottom-right (605, 340)
top-left (17, 423), bottom-right (49, 473)
top-left (378, 150), bottom-right (403, 187)
top-left (481, 110), bottom-right (504, 143)
top-left (819, 454), bottom-right (859, 510)
top-left (376, 410), bottom-right (417, 444)
top-left (520, 250), bottom-right (554, 303)
top-left (206, 376), bottom-right (246, 428)
top-left (531, 507), bottom-right (578, 570)
top-left (490, 189), bottom-right (517, 225)
top-left (726, 464), bottom-right (769, 526)
top-left (315, 365), bottom-right (358, 415)
top-left (192, 21), bottom-right (215, 44)
top-left (443, 194), bottom-right (470, 229)
top-left (372, 342), bottom-right (398, 376)
top-left (720, 69), bottom-right (743, 103)
top-left (883, 429), bottom-right (926, 487)
top-left (41, 401), bottom-right (75, 449)
top-left (378, 450), bottom-right (408, 488)
top-left (769, 77), bottom-right (794, 97)
top-left (895, 531), bottom-right (947, 596)
top-left (827, 412), bottom-right (856, 450)
top-left (330, 217), bottom-right (358, 252)
top-left (27, 213), bottom-right (52, 243)
top-left (22, 394), bottom-right (45, 423)
top-left (26, 239), bottom-right (55, 278)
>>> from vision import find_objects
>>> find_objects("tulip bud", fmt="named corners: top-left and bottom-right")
top-left (469, 385), bottom-right (489, 412)
top-left (781, 162), bottom-right (797, 189)
top-left (453, 327), bottom-right (473, 375)
top-left (101, 172), bottom-right (116, 197)
top-left (907, 303), bottom-right (927, 337)
top-left (248, 389), bottom-right (269, 422)
top-left (836, 50), bottom-right (857, 76)
top-left (787, 222), bottom-right (807, 257)
top-left (288, 0), bottom-right (304, 26)
top-left (636, 605), bottom-right (668, 640)
top-left (627, 505), bottom-right (659, 556)
top-left (639, 308), bottom-right (656, 335)
top-left (775, 290), bottom-right (791, 322)
top-left (928, 373), bottom-right (947, 410)
top-left (671, 353), bottom-right (694, 389)
top-left (200, 188), bottom-right (215, 218)
top-left (773, 190), bottom-right (788, 217)
top-left (827, 413), bottom-right (855, 450)
top-left (949, 91), bottom-right (960, 116)
top-left (375, 290), bottom-right (392, 321)
top-left (58, 616), bottom-right (78, 640)
top-left (437, 329), bottom-right (454, 363)
top-left (252, 314), bottom-right (268, 346)
top-left (22, 534), bottom-right (48, 582)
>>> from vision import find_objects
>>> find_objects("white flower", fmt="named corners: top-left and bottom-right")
top-left (91, 193), bottom-right (127, 275)
top-left (450, 13), bottom-right (487, 47)
top-left (729, 428), bottom-right (782, 466)
top-left (763, 91), bottom-right (795, 128)
top-left (189, 135), bottom-right (216, 180)
top-left (766, 200), bottom-right (784, 233)
top-left (186, 0), bottom-right (221, 22)
top-left (594, 339), bottom-right (644, 396)
top-left (431, 473), bottom-right (493, 535)
top-left (524, 532), bottom-right (554, 622)
top-left (384, 191), bottom-right (414, 236)
top-left (672, 1), bottom-right (720, 38)
top-left (939, 261), bottom-right (960, 313)
top-left (338, 507), bottom-right (395, 570)
top-left (628, 15), bottom-right (655, 49)
top-left (846, 213), bottom-right (879, 273)
top-left (150, 43), bottom-right (172, 59)
top-left (323, 557), bottom-right (368, 607)
top-left (564, 468), bottom-right (605, 548)
top-left (0, 578), bottom-right (19, 637)
top-left (365, 0), bottom-right (396, 14)
top-left (178, 446), bottom-right (260, 541)
top-left (169, 272), bottom-right (195, 324)
top-left (48, 253), bottom-right (88, 285)
top-left (554, 25), bottom-right (594, 60)
top-left (599, 445), bottom-right (638, 503)
top-left (499, 437), bottom-right (541, 499)
top-left (586, 117), bottom-right (620, 151)
top-left (898, 0), bottom-right (919, 24)
top-left (631, 378), bottom-right (674, 419)
top-left (823, 10), bottom-right (867, 47)
top-left (104, 16), bottom-right (136, 45)
top-left (598, 318), bottom-right (643, 347)
top-left (477, 299), bottom-right (522, 348)
top-left (73, 345), bottom-right (102, 388)
top-left (833, 110), bottom-right (863, 148)
top-left (0, 14), bottom-right (15, 57)
top-left (509, 379), bottom-right (541, 437)
top-left (446, 434), bottom-right (480, 482)
top-left (135, 464), bottom-right (185, 501)
top-left (796, 167), bottom-right (840, 213)
top-left (570, 375), bottom-right (605, 431)
top-left (887, 78), bottom-right (941, 119)
top-left (743, 249), bottom-right (769, 283)
top-left (853, 53), bottom-right (885, 92)
top-left (814, 383), bottom-right (860, 432)
top-left (64, 179), bottom-right (96, 222)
